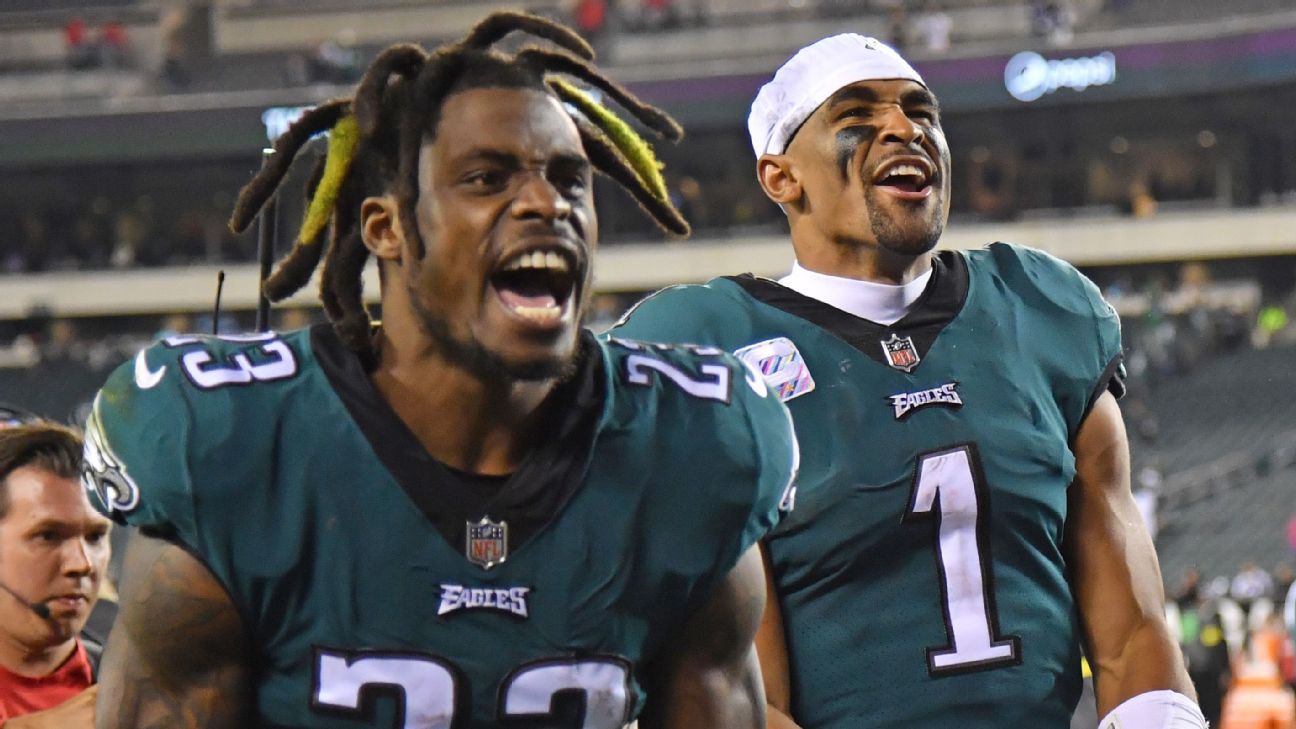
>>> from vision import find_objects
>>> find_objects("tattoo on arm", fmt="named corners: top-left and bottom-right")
top-left (97, 532), bottom-right (252, 729)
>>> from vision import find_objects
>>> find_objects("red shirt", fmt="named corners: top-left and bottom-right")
top-left (102, 23), bottom-right (127, 48)
top-left (575, 0), bottom-right (606, 31)
top-left (0, 641), bottom-right (93, 723)
top-left (63, 19), bottom-right (86, 47)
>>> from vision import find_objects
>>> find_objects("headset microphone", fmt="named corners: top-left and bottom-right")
top-left (0, 580), bottom-right (51, 619)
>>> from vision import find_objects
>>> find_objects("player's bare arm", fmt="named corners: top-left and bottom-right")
top-left (96, 531), bottom-right (252, 729)
top-left (640, 544), bottom-right (769, 729)
top-left (1065, 391), bottom-right (1197, 721)
top-left (753, 543), bottom-right (800, 729)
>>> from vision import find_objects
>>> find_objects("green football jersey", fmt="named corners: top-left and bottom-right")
top-left (82, 326), bottom-right (797, 729)
top-left (609, 243), bottom-right (1125, 729)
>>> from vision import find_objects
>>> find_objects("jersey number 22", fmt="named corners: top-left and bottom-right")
top-left (314, 650), bottom-right (630, 728)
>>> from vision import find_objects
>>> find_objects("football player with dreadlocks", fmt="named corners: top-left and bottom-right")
top-left (82, 12), bottom-right (797, 729)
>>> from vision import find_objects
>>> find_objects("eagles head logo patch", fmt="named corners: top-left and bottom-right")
top-left (881, 333), bottom-right (921, 373)
top-left (80, 405), bottom-right (140, 516)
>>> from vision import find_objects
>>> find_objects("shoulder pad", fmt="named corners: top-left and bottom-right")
top-left (601, 336), bottom-right (798, 514)
top-left (82, 330), bottom-right (309, 534)
top-left (978, 243), bottom-right (1125, 421)
top-left (602, 335), bottom-right (764, 406)
top-left (607, 279), bottom-right (756, 348)
top-left (148, 331), bottom-right (304, 391)
top-left (981, 242), bottom-right (1116, 323)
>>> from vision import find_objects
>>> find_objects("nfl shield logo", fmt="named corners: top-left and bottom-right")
top-left (466, 516), bottom-right (508, 569)
top-left (881, 333), bottom-right (921, 373)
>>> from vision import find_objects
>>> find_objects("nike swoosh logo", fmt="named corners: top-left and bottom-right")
top-left (134, 350), bottom-right (166, 390)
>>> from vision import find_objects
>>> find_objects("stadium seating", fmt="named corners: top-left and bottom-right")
top-left (0, 0), bottom-right (1057, 99)
top-left (1086, 0), bottom-right (1296, 30)
top-left (1157, 459), bottom-right (1296, 592)
top-left (1140, 343), bottom-right (1296, 583)
top-left (1136, 344), bottom-right (1296, 475)
top-left (0, 0), bottom-right (132, 13)
top-left (0, 354), bottom-right (111, 425)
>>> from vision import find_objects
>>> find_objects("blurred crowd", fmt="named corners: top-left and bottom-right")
top-left (4, 0), bottom-right (1092, 93)
top-left (1, 144), bottom-right (1264, 276)
top-left (1168, 561), bottom-right (1296, 727)
top-left (557, 0), bottom-right (1087, 57)
top-left (559, 0), bottom-right (959, 56)
top-left (1089, 261), bottom-right (1296, 468)
top-left (1, 195), bottom-right (249, 274)
top-left (3, 257), bottom-right (1294, 415)
top-left (63, 15), bottom-right (132, 71)
top-left (1, 0), bottom-right (1290, 275)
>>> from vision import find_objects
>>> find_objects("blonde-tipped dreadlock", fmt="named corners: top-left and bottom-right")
top-left (228, 10), bottom-right (689, 355)
top-left (297, 114), bottom-right (360, 247)
top-left (551, 79), bottom-right (668, 202)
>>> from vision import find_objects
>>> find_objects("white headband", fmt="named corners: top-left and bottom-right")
top-left (748, 34), bottom-right (925, 157)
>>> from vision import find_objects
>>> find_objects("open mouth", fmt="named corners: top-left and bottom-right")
top-left (488, 248), bottom-right (580, 328)
top-left (873, 160), bottom-right (935, 196)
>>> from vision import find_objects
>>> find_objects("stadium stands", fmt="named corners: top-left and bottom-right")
top-left (1157, 458), bottom-right (1296, 591)
top-left (0, 0), bottom-right (132, 14)
top-left (1086, 0), bottom-right (1296, 30)
top-left (1138, 342), bottom-right (1296, 583)
top-left (1137, 344), bottom-right (1296, 475)
top-left (0, 0), bottom-right (1034, 97)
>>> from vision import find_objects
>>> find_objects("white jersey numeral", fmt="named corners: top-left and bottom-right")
top-left (904, 444), bottom-right (1021, 675)
top-left (164, 333), bottom-right (299, 390)
top-left (312, 650), bottom-right (632, 728)
top-left (624, 353), bottom-right (731, 402)
top-left (314, 651), bottom-right (457, 729)
top-left (502, 658), bottom-right (631, 728)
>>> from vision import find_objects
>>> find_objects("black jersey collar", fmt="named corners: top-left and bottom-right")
top-left (726, 249), bottom-right (970, 370)
top-left (312, 325), bottom-right (608, 568)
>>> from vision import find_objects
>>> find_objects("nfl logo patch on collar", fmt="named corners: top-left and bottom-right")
top-left (881, 333), bottom-right (920, 372)
top-left (466, 516), bottom-right (508, 569)
top-left (734, 337), bottom-right (816, 403)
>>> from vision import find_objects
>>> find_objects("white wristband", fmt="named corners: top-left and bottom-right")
top-left (1098, 690), bottom-right (1207, 729)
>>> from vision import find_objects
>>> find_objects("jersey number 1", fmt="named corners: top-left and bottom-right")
top-left (904, 444), bottom-right (1021, 675)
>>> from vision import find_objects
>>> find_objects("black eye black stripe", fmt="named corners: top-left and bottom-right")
top-left (835, 126), bottom-right (876, 181)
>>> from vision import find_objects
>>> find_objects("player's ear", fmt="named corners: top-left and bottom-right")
top-left (360, 195), bottom-right (403, 262)
top-left (757, 154), bottom-right (802, 206)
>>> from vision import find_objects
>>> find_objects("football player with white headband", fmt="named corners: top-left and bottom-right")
top-left (612, 33), bottom-right (1204, 729)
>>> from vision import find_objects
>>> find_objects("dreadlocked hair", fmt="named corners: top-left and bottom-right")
top-left (228, 10), bottom-right (690, 355)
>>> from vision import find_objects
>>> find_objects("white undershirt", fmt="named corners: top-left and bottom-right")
top-left (778, 261), bottom-right (933, 326)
